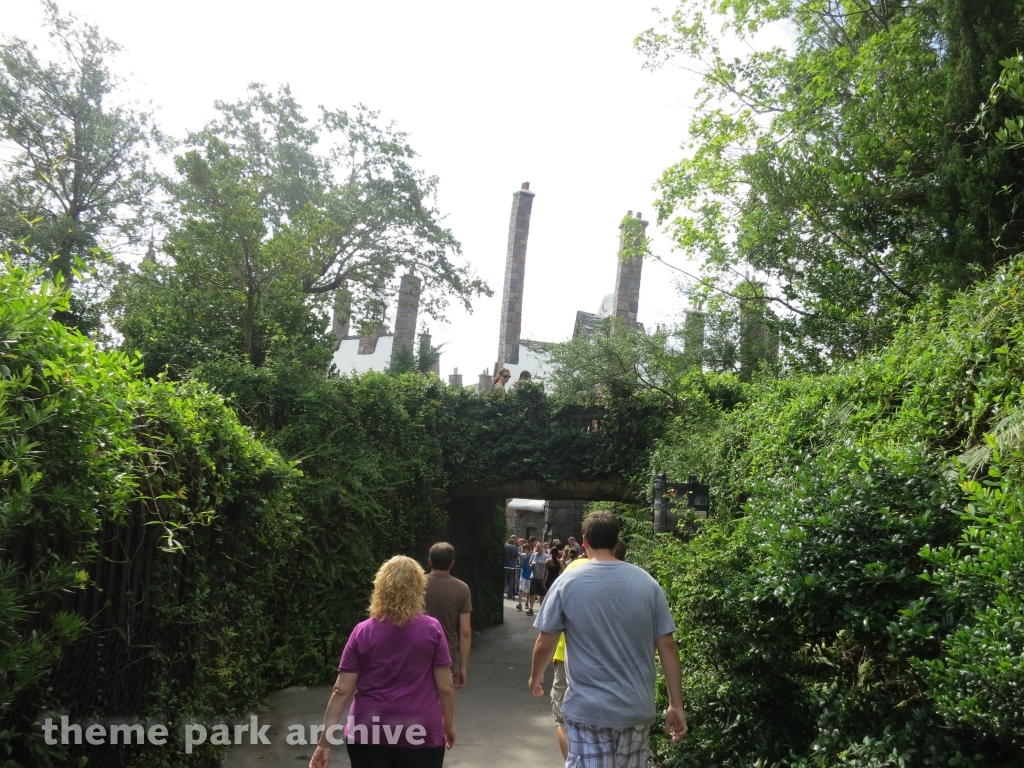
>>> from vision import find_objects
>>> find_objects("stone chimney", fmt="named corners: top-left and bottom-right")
top-left (418, 328), bottom-right (441, 376)
top-left (477, 368), bottom-right (492, 393)
top-left (330, 283), bottom-right (352, 350)
top-left (683, 308), bottom-right (706, 365)
top-left (143, 235), bottom-right (157, 264)
top-left (389, 272), bottom-right (422, 368)
top-left (613, 211), bottom-right (648, 325)
top-left (357, 299), bottom-right (387, 355)
top-left (449, 367), bottom-right (463, 387)
top-left (739, 287), bottom-right (779, 380)
top-left (496, 182), bottom-right (535, 366)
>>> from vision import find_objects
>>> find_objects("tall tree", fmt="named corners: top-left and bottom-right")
top-left (116, 85), bottom-right (488, 370)
top-left (638, 0), bottom-right (1024, 367)
top-left (0, 2), bottom-right (161, 330)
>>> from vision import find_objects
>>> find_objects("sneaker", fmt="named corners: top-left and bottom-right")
top-left (526, 609), bottom-right (534, 616)
top-left (516, 604), bottom-right (522, 611)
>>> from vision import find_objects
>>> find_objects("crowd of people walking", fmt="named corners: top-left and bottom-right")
top-left (308, 510), bottom-right (686, 768)
top-left (503, 535), bottom-right (581, 615)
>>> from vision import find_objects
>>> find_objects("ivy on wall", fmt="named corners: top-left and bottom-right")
top-left (0, 260), bottom-right (665, 767)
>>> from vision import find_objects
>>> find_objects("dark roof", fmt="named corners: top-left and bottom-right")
top-left (520, 338), bottom-right (558, 354)
top-left (573, 311), bottom-right (597, 339)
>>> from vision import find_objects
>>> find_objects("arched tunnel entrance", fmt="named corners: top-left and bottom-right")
top-left (443, 480), bottom-right (641, 630)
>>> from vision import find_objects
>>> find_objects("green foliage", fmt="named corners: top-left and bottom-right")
top-left (0, 257), bottom-right (657, 767)
top-left (0, 258), bottom-right (299, 766)
top-left (114, 84), bottom-right (489, 368)
top-left (192, 358), bottom-right (452, 682)
top-left (415, 331), bottom-right (442, 375)
top-left (909, 466), bottom-right (1024, 743)
top-left (386, 332), bottom-right (442, 377)
top-left (548, 320), bottom-right (690, 410)
top-left (112, 253), bottom-right (334, 377)
top-left (548, 318), bottom-right (745, 415)
top-left (639, 258), bottom-right (1024, 766)
top-left (637, 0), bottom-right (1024, 364)
top-left (388, 342), bottom-right (417, 375)
top-left (0, 2), bottom-right (162, 330)
top-left (439, 381), bottom-right (665, 490)
top-left (6, 261), bottom-right (550, 766)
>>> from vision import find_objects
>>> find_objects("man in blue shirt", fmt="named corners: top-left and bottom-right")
top-left (528, 511), bottom-right (687, 767)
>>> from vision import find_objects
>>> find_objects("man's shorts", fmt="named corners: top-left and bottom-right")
top-left (563, 718), bottom-right (649, 768)
top-left (519, 577), bottom-right (530, 594)
top-left (529, 577), bottom-right (545, 596)
top-left (551, 660), bottom-right (567, 725)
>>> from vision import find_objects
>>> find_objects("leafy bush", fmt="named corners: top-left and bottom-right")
top-left (910, 465), bottom-right (1024, 746)
top-left (0, 260), bottom-right (297, 766)
top-left (644, 258), bottom-right (1024, 766)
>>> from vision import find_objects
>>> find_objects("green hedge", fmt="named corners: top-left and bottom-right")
top-left (0, 261), bottom-right (297, 766)
top-left (647, 260), bottom-right (1024, 766)
top-left (0, 259), bottom-right (657, 767)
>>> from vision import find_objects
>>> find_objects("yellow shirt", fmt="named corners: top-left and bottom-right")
top-left (552, 557), bottom-right (588, 662)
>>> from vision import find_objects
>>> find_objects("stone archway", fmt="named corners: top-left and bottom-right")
top-left (445, 478), bottom-right (641, 630)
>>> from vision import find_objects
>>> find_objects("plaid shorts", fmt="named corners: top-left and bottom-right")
top-left (564, 718), bottom-right (649, 768)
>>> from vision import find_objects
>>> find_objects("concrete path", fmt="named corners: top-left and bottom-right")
top-left (222, 599), bottom-right (563, 767)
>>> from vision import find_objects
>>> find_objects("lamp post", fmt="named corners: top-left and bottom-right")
top-left (652, 473), bottom-right (710, 532)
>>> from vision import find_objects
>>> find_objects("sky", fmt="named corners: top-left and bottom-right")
top-left (1, 0), bottom-right (706, 380)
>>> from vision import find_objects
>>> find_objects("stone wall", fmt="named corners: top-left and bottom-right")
top-left (543, 500), bottom-right (587, 544)
top-left (505, 500), bottom-right (586, 544)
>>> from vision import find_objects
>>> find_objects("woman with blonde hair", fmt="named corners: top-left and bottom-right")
top-left (309, 556), bottom-right (455, 768)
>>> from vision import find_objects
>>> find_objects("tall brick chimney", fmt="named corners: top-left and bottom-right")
top-left (357, 299), bottom-right (387, 355)
top-left (418, 328), bottom-right (441, 377)
top-left (683, 308), bottom-right (706, 366)
top-left (330, 285), bottom-right (352, 351)
top-left (739, 286), bottom-right (779, 380)
top-left (389, 271), bottom-right (422, 368)
top-left (496, 182), bottom-right (535, 366)
top-left (613, 211), bottom-right (648, 325)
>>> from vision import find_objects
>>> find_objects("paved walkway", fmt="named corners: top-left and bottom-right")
top-left (222, 599), bottom-right (563, 767)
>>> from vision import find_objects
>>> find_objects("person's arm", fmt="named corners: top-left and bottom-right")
top-left (655, 633), bottom-right (688, 743)
top-left (434, 665), bottom-right (456, 749)
top-left (528, 631), bottom-right (560, 697)
top-left (309, 672), bottom-right (359, 767)
top-left (456, 612), bottom-right (471, 688)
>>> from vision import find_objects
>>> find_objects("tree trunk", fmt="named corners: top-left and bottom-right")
top-left (243, 289), bottom-right (256, 359)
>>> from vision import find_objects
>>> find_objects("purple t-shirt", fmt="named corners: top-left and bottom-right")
top-left (339, 614), bottom-right (451, 748)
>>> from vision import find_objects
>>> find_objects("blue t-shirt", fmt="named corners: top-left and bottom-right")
top-left (519, 553), bottom-right (532, 580)
top-left (534, 560), bottom-right (676, 728)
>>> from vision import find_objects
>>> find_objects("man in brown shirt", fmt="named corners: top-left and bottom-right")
top-left (424, 542), bottom-right (473, 688)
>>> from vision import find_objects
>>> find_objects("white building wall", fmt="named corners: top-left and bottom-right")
top-left (331, 335), bottom-right (394, 375)
top-left (499, 344), bottom-right (555, 390)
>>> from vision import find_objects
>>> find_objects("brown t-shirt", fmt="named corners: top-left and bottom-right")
top-left (424, 572), bottom-right (472, 664)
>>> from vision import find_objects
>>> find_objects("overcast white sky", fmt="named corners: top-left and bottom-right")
top-left (2, 0), bottom-right (706, 379)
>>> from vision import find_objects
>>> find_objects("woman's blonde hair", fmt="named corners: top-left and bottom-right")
top-left (369, 555), bottom-right (426, 626)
